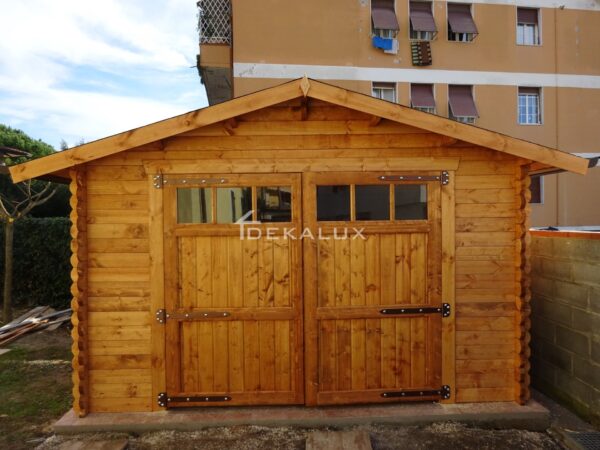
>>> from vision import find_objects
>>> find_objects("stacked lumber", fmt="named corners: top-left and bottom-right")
top-left (0, 306), bottom-right (71, 346)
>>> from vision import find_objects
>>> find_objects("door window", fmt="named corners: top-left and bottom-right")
top-left (355, 185), bottom-right (390, 220)
top-left (257, 186), bottom-right (292, 222)
top-left (316, 182), bottom-right (429, 222)
top-left (317, 185), bottom-right (351, 221)
top-left (395, 184), bottom-right (427, 220)
top-left (216, 187), bottom-right (252, 223)
top-left (177, 188), bottom-right (212, 224)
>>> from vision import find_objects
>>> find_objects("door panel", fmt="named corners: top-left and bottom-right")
top-left (163, 174), bottom-right (303, 406)
top-left (303, 172), bottom-right (443, 405)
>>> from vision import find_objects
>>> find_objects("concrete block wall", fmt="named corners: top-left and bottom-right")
top-left (530, 232), bottom-right (600, 426)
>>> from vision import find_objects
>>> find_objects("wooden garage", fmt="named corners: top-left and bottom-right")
top-left (10, 78), bottom-right (587, 416)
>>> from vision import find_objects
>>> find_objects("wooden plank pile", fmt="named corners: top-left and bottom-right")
top-left (0, 306), bottom-right (71, 346)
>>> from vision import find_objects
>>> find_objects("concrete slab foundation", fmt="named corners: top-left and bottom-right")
top-left (54, 401), bottom-right (550, 435)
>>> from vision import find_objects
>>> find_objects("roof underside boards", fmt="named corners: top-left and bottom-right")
top-left (9, 78), bottom-right (588, 183)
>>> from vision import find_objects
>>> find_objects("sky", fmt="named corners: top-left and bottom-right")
top-left (0, 0), bottom-right (208, 149)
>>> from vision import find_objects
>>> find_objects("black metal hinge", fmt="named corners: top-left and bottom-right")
top-left (441, 171), bottom-right (450, 185)
top-left (155, 309), bottom-right (166, 324)
top-left (380, 303), bottom-right (451, 318)
top-left (157, 392), bottom-right (231, 407)
top-left (382, 385), bottom-right (451, 400)
top-left (152, 174), bottom-right (164, 189)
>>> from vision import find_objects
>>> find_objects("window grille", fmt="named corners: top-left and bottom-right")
top-left (198, 0), bottom-right (232, 44)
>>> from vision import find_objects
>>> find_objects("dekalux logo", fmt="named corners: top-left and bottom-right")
top-left (236, 211), bottom-right (365, 240)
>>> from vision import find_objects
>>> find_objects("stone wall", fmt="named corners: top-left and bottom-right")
top-left (530, 232), bottom-right (600, 425)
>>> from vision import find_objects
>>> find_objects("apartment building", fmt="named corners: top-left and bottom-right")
top-left (196, 0), bottom-right (600, 225)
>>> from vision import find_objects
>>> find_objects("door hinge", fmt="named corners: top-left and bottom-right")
top-left (378, 171), bottom-right (449, 185)
top-left (152, 173), bottom-right (164, 189)
top-left (158, 392), bottom-right (231, 407)
top-left (380, 303), bottom-right (451, 317)
top-left (381, 385), bottom-right (451, 400)
top-left (158, 392), bottom-right (168, 407)
top-left (442, 303), bottom-right (451, 318)
top-left (441, 384), bottom-right (451, 400)
top-left (441, 171), bottom-right (450, 185)
top-left (155, 309), bottom-right (167, 324)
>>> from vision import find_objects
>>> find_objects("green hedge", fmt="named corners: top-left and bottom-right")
top-left (0, 218), bottom-right (71, 309)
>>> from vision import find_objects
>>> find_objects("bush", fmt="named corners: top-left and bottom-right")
top-left (0, 218), bottom-right (71, 309)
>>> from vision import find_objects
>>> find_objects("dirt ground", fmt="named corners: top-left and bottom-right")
top-left (0, 324), bottom-right (595, 450)
top-left (38, 422), bottom-right (562, 450)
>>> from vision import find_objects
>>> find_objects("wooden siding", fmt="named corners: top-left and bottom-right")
top-left (86, 162), bottom-right (152, 413)
top-left (82, 101), bottom-right (524, 412)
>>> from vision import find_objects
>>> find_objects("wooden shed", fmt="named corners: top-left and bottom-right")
top-left (10, 78), bottom-right (588, 416)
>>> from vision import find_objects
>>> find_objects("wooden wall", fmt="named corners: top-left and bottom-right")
top-left (80, 100), bottom-right (527, 412)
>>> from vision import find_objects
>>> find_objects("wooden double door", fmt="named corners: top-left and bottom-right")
top-left (162, 172), bottom-right (444, 407)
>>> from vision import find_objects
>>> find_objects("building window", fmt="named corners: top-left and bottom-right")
top-left (530, 176), bottom-right (543, 204)
top-left (517, 8), bottom-right (540, 45)
top-left (372, 82), bottom-right (396, 102)
top-left (371, 0), bottom-right (399, 53)
top-left (518, 87), bottom-right (541, 124)
top-left (448, 85), bottom-right (478, 123)
top-left (447, 3), bottom-right (478, 42)
top-left (411, 83), bottom-right (436, 113)
top-left (372, 0), bottom-right (399, 36)
top-left (410, 1), bottom-right (437, 41)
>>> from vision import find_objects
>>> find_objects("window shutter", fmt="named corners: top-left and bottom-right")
top-left (410, 1), bottom-right (437, 32)
top-left (372, 0), bottom-right (400, 31)
top-left (517, 8), bottom-right (538, 24)
top-left (411, 84), bottom-right (436, 108)
top-left (448, 85), bottom-right (479, 117)
top-left (447, 3), bottom-right (478, 34)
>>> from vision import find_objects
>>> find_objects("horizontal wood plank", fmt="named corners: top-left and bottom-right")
top-left (90, 383), bottom-right (152, 399)
top-left (88, 325), bottom-right (150, 341)
top-left (88, 297), bottom-right (149, 312)
top-left (89, 369), bottom-right (152, 384)
top-left (88, 340), bottom-right (151, 356)
top-left (88, 312), bottom-right (150, 327)
top-left (456, 387), bottom-right (514, 402)
top-left (89, 397), bottom-right (152, 412)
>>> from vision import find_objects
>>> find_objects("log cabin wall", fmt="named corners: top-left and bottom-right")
top-left (81, 100), bottom-right (527, 413)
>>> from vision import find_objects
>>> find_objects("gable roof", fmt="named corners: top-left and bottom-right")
top-left (9, 77), bottom-right (588, 182)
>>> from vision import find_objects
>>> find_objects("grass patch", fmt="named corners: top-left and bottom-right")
top-left (0, 333), bottom-right (72, 449)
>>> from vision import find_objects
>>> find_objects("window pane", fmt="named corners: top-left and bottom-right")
top-left (355, 185), bottom-right (390, 220)
top-left (530, 176), bottom-right (542, 204)
top-left (216, 187), bottom-right (252, 223)
top-left (317, 185), bottom-right (351, 221)
top-left (517, 24), bottom-right (524, 44)
top-left (177, 188), bottom-right (212, 224)
top-left (257, 186), bottom-right (292, 222)
top-left (395, 185), bottom-right (427, 220)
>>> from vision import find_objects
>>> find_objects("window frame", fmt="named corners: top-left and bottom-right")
top-left (371, 0), bottom-right (399, 39)
top-left (316, 182), bottom-right (430, 223)
top-left (518, 87), bottom-right (543, 126)
top-left (516, 7), bottom-right (541, 46)
top-left (372, 81), bottom-right (397, 103)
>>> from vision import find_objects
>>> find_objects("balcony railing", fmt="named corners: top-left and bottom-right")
top-left (197, 0), bottom-right (231, 45)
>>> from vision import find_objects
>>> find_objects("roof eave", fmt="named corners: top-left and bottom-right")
top-left (9, 77), bottom-right (589, 182)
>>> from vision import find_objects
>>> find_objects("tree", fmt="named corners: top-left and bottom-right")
top-left (0, 125), bottom-right (59, 322)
